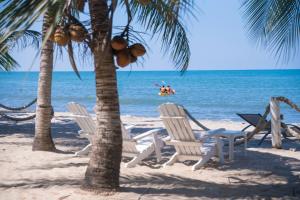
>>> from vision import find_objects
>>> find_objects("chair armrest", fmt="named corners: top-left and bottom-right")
top-left (241, 124), bottom-right (252, 132)
top-left (207, 128), bottom-right (226, 135)
top-left (133, 128), bottom-right (163, 141)
top-left (196, 128), bottom-right (226, 142)
top-left (125, 124), bottom-right (136, 131)
top-left (162, 135), bottom-right (171, 142)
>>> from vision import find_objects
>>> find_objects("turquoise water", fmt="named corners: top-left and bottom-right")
top-left (0, 70), bottom-right (300, 122)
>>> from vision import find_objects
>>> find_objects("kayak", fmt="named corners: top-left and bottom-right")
top-left (158, 90), bottom-right (176, 96)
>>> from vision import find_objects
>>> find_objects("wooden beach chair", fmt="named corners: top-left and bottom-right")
top-left (67, 102), bottom-right (163, 167)
top-left (159, 103), bottom-right (225, 171)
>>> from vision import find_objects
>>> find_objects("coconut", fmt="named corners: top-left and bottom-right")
top-left (69, 24), bottom-right (87, 42)
top-left (130, 55), bottom-right (137, 63)
top-left (49, 33), bottom-right (55, 41)
top-left (138, 0), bottom-right (151, 6)
top-left (54, 27), bottom-right (69, 46)
top-left (116, 49), bottom-right (131, 67)
top-left (111, 36), bottom-right (127, 50)
top-left (76, 0), bottom-right (85, 12)
top-left (129, 43), bottom-right (146, 57)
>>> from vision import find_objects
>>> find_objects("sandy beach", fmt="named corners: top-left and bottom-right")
top-left (0, 112), bottom-right (299, 200)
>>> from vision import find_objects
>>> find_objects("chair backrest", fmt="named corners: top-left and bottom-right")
top-left (236, 113), bottom-right (268, 127)
top-left (159, 103), bottom-right (205, 156)
top-left (120, 123), bottom-right (139, 154)
top-left (67, 102), bottom-right (95, 134)
top-left (159, 103), bottom-right (196, 141)
top-left (67, 102), bottom-right (90, 116)
top-left (67, 102), bottom-right (138, 153)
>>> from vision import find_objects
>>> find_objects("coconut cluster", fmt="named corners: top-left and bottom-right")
top-left (50, 23), bottom-right (87, 46)
top-left (138, 0), bottom-right (151, 6)
top-left (111, 36), bottom-right (146, 68)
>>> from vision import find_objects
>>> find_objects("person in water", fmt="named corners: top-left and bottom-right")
top-left (166, 85), bottom-right (171, 94)
top-left (166, 85), bottom-right (175, 95)
top-left (160, 85), bottom-right (166, 94)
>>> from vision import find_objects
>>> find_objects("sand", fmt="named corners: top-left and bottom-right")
top-left (0, 112), bottom-right (299, 200)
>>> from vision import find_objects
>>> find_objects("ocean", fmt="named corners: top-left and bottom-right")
top-left (1, 70), bottom-right (300, 123)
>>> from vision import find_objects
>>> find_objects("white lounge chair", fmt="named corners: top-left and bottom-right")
top-left (159, 103), bottom-right (225, 170)
top-left (67, 102), bottom-right (163, 168)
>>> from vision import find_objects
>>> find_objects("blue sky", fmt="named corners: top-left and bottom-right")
top-left (12, 0), bottom-right (300, 71)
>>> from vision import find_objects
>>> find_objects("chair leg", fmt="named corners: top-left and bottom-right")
top-left (244, 132), bottom-right (247, 156)
top-left (216, 139), bottom-right (224, 164)
top-left (125, 144), bottom-right (155, 168)
top-left (125, 156), bottom-right (141, 168)
top-left (75, 144), bottom-right (91, 156)
top-left (163, 152), bottom-right (178, 167)
top-left (228, 135), bottom-right (235, 161)
top-left (152, 133), bottom-right (163, 162)
top-left (258, 131), bottom-right (270, 146)
top-left (192, 148), bottom-right (215, 171)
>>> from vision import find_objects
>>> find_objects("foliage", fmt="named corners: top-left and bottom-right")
top-left (0, 0), bottom-right (195, 71)
top-left (242, 0), bottom-right (300, 62)
top-left (0, 30), bottom-right (41, 71)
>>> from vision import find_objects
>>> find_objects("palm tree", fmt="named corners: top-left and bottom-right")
top-left (84, 0), bottom-right (193, 191)
top-left (32, 12), bottom-right (56, 151)
top-left (33, 2), bottom-right (82, 151)
top-left (241, 0), bottom-right (300, 62)
top-left (0, 0), bottom-right (195, 191)
top-left (0, 1), bottom-right (71, 152)
top-left (0, 30), bottom-right (40, 71)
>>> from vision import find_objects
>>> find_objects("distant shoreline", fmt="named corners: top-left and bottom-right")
top-left (2, 68), bottom-right (300, 73)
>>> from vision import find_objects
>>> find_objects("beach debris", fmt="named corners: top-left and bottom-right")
top-left (54, 26), bottom-right (70, 46)
top-left (129, 43), bottom-right (146, 57)
top-left (68, 23), bottom-right (87, 42)
top-left (289, 148), bottom-right (296, 152)
top-left (111, 36), bottom-right (128, 50)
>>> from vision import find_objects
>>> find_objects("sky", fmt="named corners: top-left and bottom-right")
top-left (11, 0), bottom-right (300, 71)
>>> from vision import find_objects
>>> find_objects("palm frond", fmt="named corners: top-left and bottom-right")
top-left (242, 0), bottom-right (300, 62)
top-left (126, 0), bottom-right (196, 71)
top-left (0, 48), bottom-right (19, 71)
top-left (0, 1), bottom-right (58, 42)
top-left (4, 30), bottom-right (41, 50)
top-left (0, 30), bottom-right (41, 71)
top-left (0, 0), bottom-right (86, 75)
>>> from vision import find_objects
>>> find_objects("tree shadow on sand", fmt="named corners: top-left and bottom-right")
top-left (0, 149), bottom-right (298, 199)
top-left (120, 150), bottom-right (300, 199)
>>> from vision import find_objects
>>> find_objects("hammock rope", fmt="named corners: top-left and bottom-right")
top-left (0, 98), bottom-right (37, 111)
top-left (0, 113), bottom-right (36, 121)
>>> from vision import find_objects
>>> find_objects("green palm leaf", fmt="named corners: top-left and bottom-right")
top-left (242, 0), bottom-right (300, 62)
top-left (127, 0), bottom-right (196, 71)
top-left (0, 30), bottom-right (41, 71)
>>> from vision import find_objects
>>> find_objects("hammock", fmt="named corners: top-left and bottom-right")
top-left (0, 113), bottom-right (36, 121)
top-left (0, 98), bottom-right (38, 122)
top-left (0, 98), bottom-right (37, 111)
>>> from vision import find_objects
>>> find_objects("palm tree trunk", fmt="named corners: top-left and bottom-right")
top-left (84, 0), bottom-right (122, 191)
top-left (32, 13), bottom-right (56, 151)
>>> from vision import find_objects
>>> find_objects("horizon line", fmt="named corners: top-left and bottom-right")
top-left (6, 68), bottom-right (300, 72)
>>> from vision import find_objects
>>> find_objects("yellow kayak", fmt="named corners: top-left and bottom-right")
top-left (158, 91), bottom-right (175, 96)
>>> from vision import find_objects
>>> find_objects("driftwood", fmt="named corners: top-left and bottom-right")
top-left (235, 96), bottom-right (300, 145)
